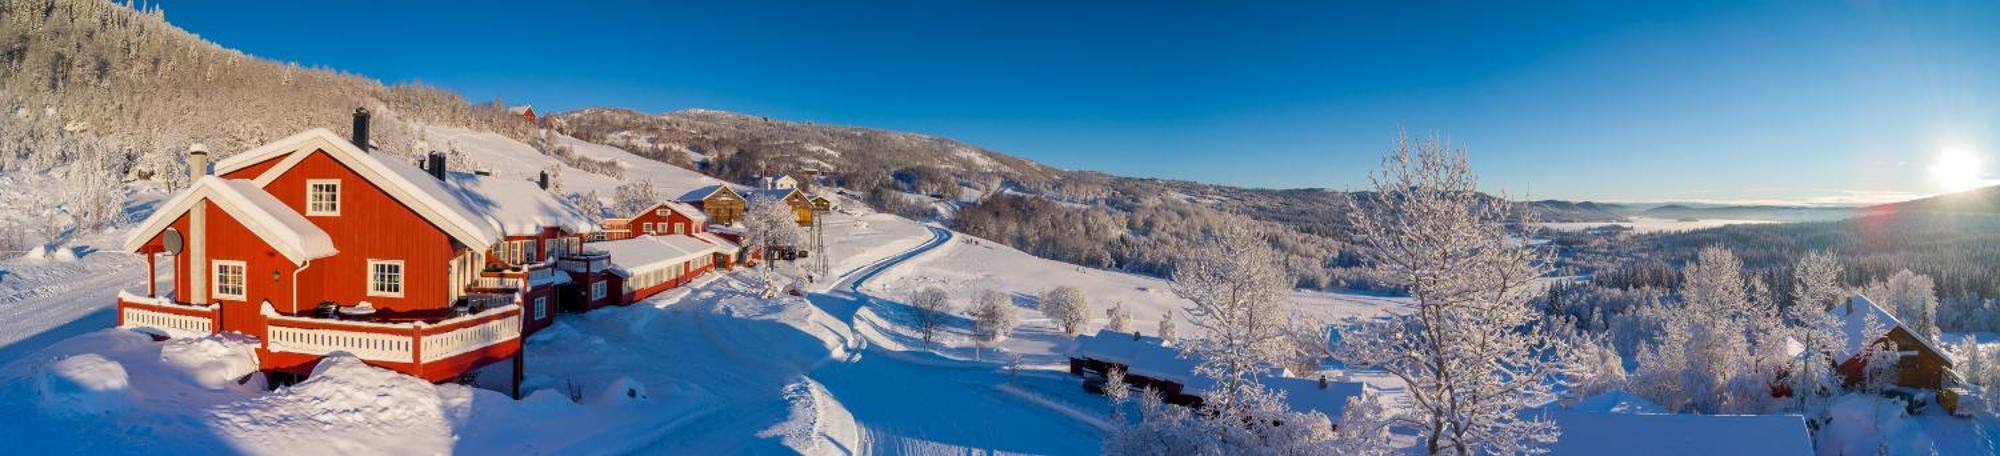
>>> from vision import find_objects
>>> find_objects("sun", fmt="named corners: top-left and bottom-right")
top-left (1930, 148), bottom-right (1985, 192)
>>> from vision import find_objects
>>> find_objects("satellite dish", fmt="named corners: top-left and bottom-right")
top-left (161, 228), bottom-right (184, 255)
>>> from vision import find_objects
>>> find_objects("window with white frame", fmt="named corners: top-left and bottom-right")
top-left (212, 260), bottom-right (247, 300)
top-left (534, 296), bottom-right (548, 320)
top-left (306, 180), bottom-right (341, 216)
top-left (523, 239), bottom-right (538, 263)
top-left (368, 260), bottom-right (405, 297)
top-left (591, 281), bottom-right (608, 300)
top-left (672, 223), bottom-right (683, 234)
top-left (643, 222), bottom-right (655, 234)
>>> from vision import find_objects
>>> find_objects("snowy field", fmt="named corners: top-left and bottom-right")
top-left (1537, 216), bottom-right (1780, 234)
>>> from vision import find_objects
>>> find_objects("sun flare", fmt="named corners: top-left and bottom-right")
top-left (1931, 148), bottom-right (1986, 192)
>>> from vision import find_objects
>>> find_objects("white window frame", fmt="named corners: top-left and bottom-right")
top-left (305, 179), bottom-right (341, 216)
top-left (523, 239), bottom-right (538, 263)
top-left (367, 259), bottom-right (406, 298)
top-left (643, 222), bottom-right (655, 235)
top-left (533, 296), bottom-right (549, 320)
top-left (591, 281), bottom-right (608, 300)
top-left (671, 223), bottom-right (683, 234)
top-left (212, 260), bottom-right (247, 300)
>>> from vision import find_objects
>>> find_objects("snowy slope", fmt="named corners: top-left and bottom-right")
top-left (420, 126), bottom-right (730, 204)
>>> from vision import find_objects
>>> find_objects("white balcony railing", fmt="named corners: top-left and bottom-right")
top-left (266, 325), bottom-right (415, 363)
top-left (421, 315), bottom-right (521, 363)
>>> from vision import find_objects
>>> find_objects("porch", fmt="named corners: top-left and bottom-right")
top-left (116, 291), bottom-right (523, 383)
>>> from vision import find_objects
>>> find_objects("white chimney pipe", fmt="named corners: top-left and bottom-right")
top-left (187, 143), bottom-right (210, 181)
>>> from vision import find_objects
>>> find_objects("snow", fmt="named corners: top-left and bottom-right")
top-left (123, 177), bottom-right (338, 264)
top-left (594, 235), bottom-right (718, 277)
top-left (36, 352), bottom-right (131, 416)
top-left (1535, 217), bottom-right (1779, 234)
top-left (1070, 330), bottom-right (1198, 384)
top-left (1547, 410), bottom-right (1813, 455)
top-left (691, 231), bottom-right (742, 254)
top-left (1568, 389), bottom-right (1668, 414)
top-left (1817, 393), bottom-right (1995, 455)
top-left (1835, 293), bottom-right (1950, 363)
top-left (445, 172), bottom-right (596, 236)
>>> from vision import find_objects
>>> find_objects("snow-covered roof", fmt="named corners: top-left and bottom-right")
top-left (1259, 376), bottom-right (1370, 420)
top-left (1833, 293), bottom-right (1951, 365)
top-left (233, 128), bottom-right (502, 250)
top-left (691, 232), bottom-right (742, 254)
top-left (597, 235), bottom-right (718, 276)
top-left (627, 201), bottom-right (708, 224)
top-left (508, 105), bottom-right (534, 115)
top-left (1069, 330), bottom-right (1200, 385)
top-left (124, 177), bottom-right (338, 264)
top-left (445, 173), bottom-right (596, 237)
top-left (744, 187), bottom-right (800, 202)
top-left (1568, 390), bottom-right (1667, 415)
top-left (676, 184), bottom-right (731, 202)
top-left (1547, 411), bottom-right (1813, 456)
top-left (211, 128), bottom-right (337, 175)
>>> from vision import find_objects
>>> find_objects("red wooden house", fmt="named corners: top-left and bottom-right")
top-left (509, 105), bottom-right (537, 123)
top-left (599, 201), bottom-right (709, 241)
top-left (116, 120), bottom-right (589, 395)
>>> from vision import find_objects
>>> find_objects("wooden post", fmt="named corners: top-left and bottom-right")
top-left (146, 251), bottom-right (157, 297)
top-left (511, 349), bottom-right (525, 400)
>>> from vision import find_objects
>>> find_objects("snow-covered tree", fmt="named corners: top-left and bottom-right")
top-left (1105, 301), bottom-right (1131, 333)
top-left (971, 290), bottom-right (1019, 345)
top-left (1040, 286), bottom-right (1091, 336)
top-left (1284, 320), bottom-right (1333, 377)
top-left (1858, 312), bottom-right (1898, 394)
top-left (611, 180), bottom-right (657, 217)
top-left (1171, 224), bottom-right (1292, 418)
top-left (570, 191), bottom-right (606, 222)
top-left (1332, 391), bottom-right (1397, 456)
top-left (1787, 251), bottom-right (1847, 421)
top-left (910, 287), bottom-right (953, 344)
top-left (1554, 324), bottom-right (1627, 407)
top-left (744, 196), bottom-right (806, 297)
top-left (1333, 133), bottom-right (1564, 455)
top-left (1864, 270), bottom-right (1940, 343)
top-left (1158, 311), bottom-right (1178, 345)
top-left (1958, 335), bottom-right (1986, 398)
top-left (1631, 246), bottom-right (1779, 414)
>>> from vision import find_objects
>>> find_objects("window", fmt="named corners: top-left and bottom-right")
top-left (212, 260), bottom-right (247, 300)
top-left (523, 239), bottom-right (538, 263)
top-left (534, 296), bottom-right (548, 320)
top-left (671, 223), bottom-right (684, 235)
top-left (643, 222), bottom-right (654, 235)
top-left (591, 281), bottom-right (608, 300)
top-left (368, 260), bottom-right (405, 297)
top-left (306, 180), bottom-right (341, 216)
top-left (657, 209), bottom-right (670, 217)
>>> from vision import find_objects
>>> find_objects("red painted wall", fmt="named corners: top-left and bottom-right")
top-left (135, 202), bottom-right (301, 335)
top-left (259, 149), bottom-right (463, 313)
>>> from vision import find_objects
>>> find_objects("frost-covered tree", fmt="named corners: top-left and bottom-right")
top-left (1864, 270), bottom-right (1939, 343)
top-left (1105, 301), bottom-right (1131, 333)
top-left (570, 191), bottom-right (606, 222)
top-left (971, 290), bottom-right (1019, 345)
top-left (1958, 335), bottom-right (1986, 399)
top-left (1158, 311), bottom-right (1178, 345)
top-left (910, 287), bottom-right (953, 344)
top-left (1284, 320), bottom-right (1333, 377)
top-left (744, 196), bottom-right (806, 297)
top-left (1333, 133), bottom-right (1564, 455)
top-left (1631, 246), bottom-right (1782, 414)
top-left (1103, 380), bottom-right (1342, 454)
top-left (1554, 325), bottom-right (1626, 407)
top-left (1040, 286), bottom-right (1091, 336)
top-left (1171, 224), bottom-right (1293, 418)
top-left (1332, 391), bottom-right (1397, 456)
top-left (611, 180), bottom-right (657, 218)
top-left (1858, 312), bottom-right (1898, 394)
top-left (1787, 251), bottom-right (1847, 420)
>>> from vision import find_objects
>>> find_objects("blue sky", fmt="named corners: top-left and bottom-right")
top-left (157, 1), bottom-right (1998, 204)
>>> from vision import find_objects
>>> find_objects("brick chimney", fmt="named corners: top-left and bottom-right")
top-left (351, 108), bottom-right (371, 152)
top-left (187, 143), bottom-right (210, 181)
